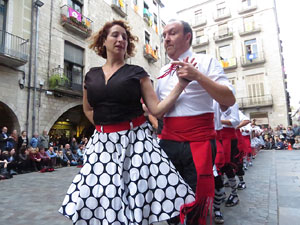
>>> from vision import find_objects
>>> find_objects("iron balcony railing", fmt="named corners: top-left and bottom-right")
top-left (238, 0), bottom-right (257, 14)
top-left (241, 51), bottom-right (265, 66)
top-left (214, 28), bottom-right (233, 42)
top-left (237, 95), bottom-right (273, 108)
top-left (60, 5), bottom-right (93, 38)
top-left (239, 23), bottom-right (261, 36)
top-left (49, 66), bottom-right (82, 96)
top-left (0, 30), bottom-right (29, 66)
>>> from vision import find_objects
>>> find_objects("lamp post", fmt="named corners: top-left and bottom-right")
top-left (32, 0), bottom-right (44, 136)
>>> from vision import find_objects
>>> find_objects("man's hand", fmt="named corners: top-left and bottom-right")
top-left (172, 57), bottom-right (201, 82)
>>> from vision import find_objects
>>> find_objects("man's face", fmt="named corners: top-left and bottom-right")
top-left (163, 21), bottom-right (190, 60)
top-left (2, 127), bottom-right (7, 133)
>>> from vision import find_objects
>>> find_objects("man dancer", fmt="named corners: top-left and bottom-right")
top-left (156, 20), bottom-right (235, 225)
top-left (220, 103), bottom-right (241, 207)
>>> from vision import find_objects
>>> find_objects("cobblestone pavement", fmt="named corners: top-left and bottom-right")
top-left (0, 150), bottom-right (299, 225)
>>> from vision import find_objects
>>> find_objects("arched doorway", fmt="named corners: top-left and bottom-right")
top-left (49, 105), bottom-right (93, 146)
top-left (0, 101), bottom-right (20, 133)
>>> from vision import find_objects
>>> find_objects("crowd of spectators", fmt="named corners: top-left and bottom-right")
top-left (0, 126), bottom-right (88, 180)
top-left (250, 122), bottom-right (300, 150)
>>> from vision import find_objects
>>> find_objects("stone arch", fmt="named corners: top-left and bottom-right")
top-left (43, 102), bottom-right (81, 132)
top-left (0, 101), bottom-right (20, 133)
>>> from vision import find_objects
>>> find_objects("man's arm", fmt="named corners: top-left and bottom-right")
top-left (172, 60), bottom-right (235, 106)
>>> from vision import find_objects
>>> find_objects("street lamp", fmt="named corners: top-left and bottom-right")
top-left (34, 0), bottom-right (44, 7)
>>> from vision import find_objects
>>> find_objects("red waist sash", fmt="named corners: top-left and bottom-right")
top-left (161, 113), bottom-right (216, 141)
top-left (95, 115), bottom-right (146, 133)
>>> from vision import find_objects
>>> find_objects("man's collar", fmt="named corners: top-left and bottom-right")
top-left (177, 48), bottom-right (193, 61)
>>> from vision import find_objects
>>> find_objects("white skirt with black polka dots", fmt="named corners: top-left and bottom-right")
top-left (59, 121), bottom-right (195, 225)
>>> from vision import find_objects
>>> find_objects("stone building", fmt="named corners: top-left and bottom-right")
top-left (0, 0), bottom-right (166, 141)
top-left (177, 0), bottom-right (290, 128)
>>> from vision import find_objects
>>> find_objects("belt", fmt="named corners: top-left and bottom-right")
top-left (95, 115), bottom-right (146, 133)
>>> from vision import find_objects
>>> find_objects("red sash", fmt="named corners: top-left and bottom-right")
top-left (242, 135), bottom-right (252, 154)
top-left (162, 113), bottom-right (215, 225)
top-left (220, 127), bottom-right (237, 164)
top-left (215, 130), bottom-right (225, 170)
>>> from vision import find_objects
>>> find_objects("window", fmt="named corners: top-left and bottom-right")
top-left (242, 0), bottom-right (252, 7)
top-left (219, 44), bottom-right (232, 60)
top-left (197, 50), bottom-right (207, 54)
top-left (244, 16), bottom-right (254, 32)
top-left (244, 39), bottom-right (257, 61)
top-left (68, 0), bottom-right (82, 13)
top-left (153, 0), bottom-right (157, 6)
top-left (64, 42), bottom-right (84, 91)
top-left (145, 31), bottom-right (150, 44)
top-left (0, 0), bottom-right (7, 48)
top-left (217, 1), bottom-right (226, 16)
top-left (245, 74), bottom-right (265, 104)
top-left (143, 2), bottom-right (149, 19)
top-left (153, 13), bottom-right (157, 25)
top-left (194, 9), bottom-right (202, 23)
top-left (133, 0), bottom-right (138, 5)
top-left (218, 23), bottom-right (228, 36)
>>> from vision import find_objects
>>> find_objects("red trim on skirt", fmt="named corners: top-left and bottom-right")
top-left (161, 113), bottom-right (215, 225)
top-left (95, 115), bottom-right (146, 133)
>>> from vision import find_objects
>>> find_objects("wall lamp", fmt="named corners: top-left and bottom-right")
top-left (34, 0), bottom-right (44, 7)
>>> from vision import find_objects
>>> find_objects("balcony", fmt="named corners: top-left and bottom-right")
top-left (239, 24), bottom-right (261, 36)
top-left (214, 28), bottom-right (233, 43)
top-left (111, 0), bottom-right (127, 17)
top-left (192, 17), bottom-right (207, 28)
top-left (49, 66), bottom-right (82, 97)
top-left (192, 35), bottom-right (209, 48)
top-left (60, 5), bottom-right (93, 38)
top-left (237, 95), bottom-right (273, 109)
top-left (219, 57), bottom-right (237, 70)
top-left (241, 51), bottom-right (265, 67)
top-left (0, 30), bottom-right (29, 67)
top-left (238, 0), bottom-right (257, 14)
top-left (143, 44), bottom-right (158, 63)
top-left (214, 8), bottom-right (231, 22)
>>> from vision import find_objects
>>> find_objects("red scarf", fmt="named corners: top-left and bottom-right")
top-left (162, 113), bottom-right (215, 225)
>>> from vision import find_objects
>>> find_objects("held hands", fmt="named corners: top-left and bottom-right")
top-left (172, 57), bottom-right (200, 84)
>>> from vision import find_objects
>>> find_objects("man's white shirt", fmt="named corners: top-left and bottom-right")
top-left (156, 49), bottom-right (234, 117)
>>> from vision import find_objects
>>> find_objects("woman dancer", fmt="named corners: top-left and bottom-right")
top-left (59, 20), bottom-right (195, 225)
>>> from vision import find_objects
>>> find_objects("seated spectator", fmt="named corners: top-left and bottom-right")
top-left (70, 137), bottom-right (78, 151)
top-left (38, 147), bottom-right (54, 172)
top-left (29, 148), bottom-right (42, 171)
top-left (0, 149), bottom-right (12, 179)
top-left (275, 137), bottom-right (284, 150)
top-left (63, 143), bottom-right (71, 155)
top-left (2, 149), bottom-right (18, 175)
top-left (56, 150), bottom-right (64, 167)
top-left (77, 145), bottom-right (85, 163)
top-left (265, 137), bottom-right (275, 150)
top-left (283, 140), bottom-right (288, 149)
top-left (63, 150), bottom-right (78, 166)
top-left (47, 146), bottom-right (57, 168)
top-left (18, 147), bottom-right (31, 173)
top-left (293, 139), bottom-right (300, 150)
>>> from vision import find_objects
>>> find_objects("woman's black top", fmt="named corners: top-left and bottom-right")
top-left (84, 64), bottom-right (149, 125)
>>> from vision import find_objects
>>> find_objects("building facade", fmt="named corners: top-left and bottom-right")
top-left (177, 0), bottom-right (290, 128)
top-left (0, 0), bottom-right (166, 140)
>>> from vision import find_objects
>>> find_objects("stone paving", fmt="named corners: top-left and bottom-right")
top-left (0, 150), bottom-right (300, 225)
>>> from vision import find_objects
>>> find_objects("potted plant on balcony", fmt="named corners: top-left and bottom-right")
top-left (49, 74), bottom-right (69, 89)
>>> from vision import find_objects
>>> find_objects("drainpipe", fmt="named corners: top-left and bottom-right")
top-left (25, 0), bottom-right (35, 135)
top-left (32, 1), bottom-right (43, 136)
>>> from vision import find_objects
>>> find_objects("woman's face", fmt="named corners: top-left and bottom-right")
top-left (104, 25), bottom-right (128, 58)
